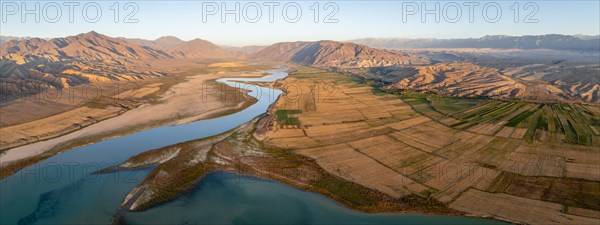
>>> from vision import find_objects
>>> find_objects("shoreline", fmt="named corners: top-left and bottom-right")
top-left (195, 169), bottom-right (518, 224)
top-left (25, 65), bottom-right (516, 224)
top-left (105, 113), bottom-right (514, 224)
top-left (0, 69), bottom-right (265, 179)
top-left (0, 97), bottom-right (255, 179)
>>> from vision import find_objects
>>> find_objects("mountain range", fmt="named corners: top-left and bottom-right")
top-left (1, 31), bottom-right (418, 97)
top-left (3, 32), bottom-right (597, 65)
top-left (1, 32), bottom-right (598, 104)
top-left (2, 32), bottom-right (422, 67)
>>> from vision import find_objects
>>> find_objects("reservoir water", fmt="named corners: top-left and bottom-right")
top-left (0, 68), bottom-right (509, 225)
top-left (121, 171), bottom-right (508, 225)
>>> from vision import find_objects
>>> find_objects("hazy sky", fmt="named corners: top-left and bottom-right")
top-left (1, 0), bottom-right (599, 46)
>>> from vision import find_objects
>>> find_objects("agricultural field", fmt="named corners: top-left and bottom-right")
top-left (260, 66), bottom-right (600, 225)
top-left (400, 92), bottom-right (600, 146)
top-left (429, 96), bottom-right (485, 116)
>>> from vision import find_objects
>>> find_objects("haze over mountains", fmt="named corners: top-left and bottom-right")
top-left (0, 36), bottom-right (32, 45)
top-left (1, 32), bottom-right (598, 104)
top-left (352, 34), bottom-right (600, 51)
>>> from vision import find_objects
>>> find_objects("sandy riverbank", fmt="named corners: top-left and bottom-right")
top-left (0, 68), bottom-right (265, 169)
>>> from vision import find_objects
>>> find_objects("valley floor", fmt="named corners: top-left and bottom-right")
top-left (2, 62), bottom-right (598, 225)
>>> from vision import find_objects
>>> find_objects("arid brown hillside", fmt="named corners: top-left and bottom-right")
top-left (253, 41), bottom-right (429, 67)
top-left (381, 63), bottom-right (533, 99)
top-left (1, 31), bottom-right (173, 64)
top-left (349, 62), bottom-right (599, 104)
top-left (0, 32), bottom-right (239, 98)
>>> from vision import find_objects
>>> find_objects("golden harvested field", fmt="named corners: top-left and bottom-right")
top-left (297, 143), bottom-right (430, 197)
top-left (0, 81), bottom-right (167, 151)
top-left (0, 106), bottom-right (123, 150)
top-left (261, 66), bottom-right (600, 225)
top-left (450, 189), bottom-right (598, 225)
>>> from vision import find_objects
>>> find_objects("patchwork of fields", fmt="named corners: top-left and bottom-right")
top-left (410, 94), bottom-right (600, 146)
top-left (262, 66), bottom-right (600, 225)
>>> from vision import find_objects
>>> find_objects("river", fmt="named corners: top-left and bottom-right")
top-left (0, 68), bottom-right (508, 225)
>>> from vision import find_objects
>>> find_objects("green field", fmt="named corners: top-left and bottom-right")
top-left (399, 91), bottom-right (599, 146)
top-left (429, 96), bottom-right (485, 116)
top-left (276, 110), bottom-right (302, 126)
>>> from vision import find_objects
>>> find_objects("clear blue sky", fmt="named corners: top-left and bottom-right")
top-left (1, 0), bottom-right (599, 46)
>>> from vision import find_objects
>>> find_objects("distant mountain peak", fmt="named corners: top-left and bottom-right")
top-left (79, 30), bottom-right (103, 38)
top-left (188, 38), bottom-right (212, 43)
top-left (154, 36), bottom-right (185, 48)
top-left (155, 36), bottom-right (182, 42)
top-left (154, 36), bottom-right (185, 45)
